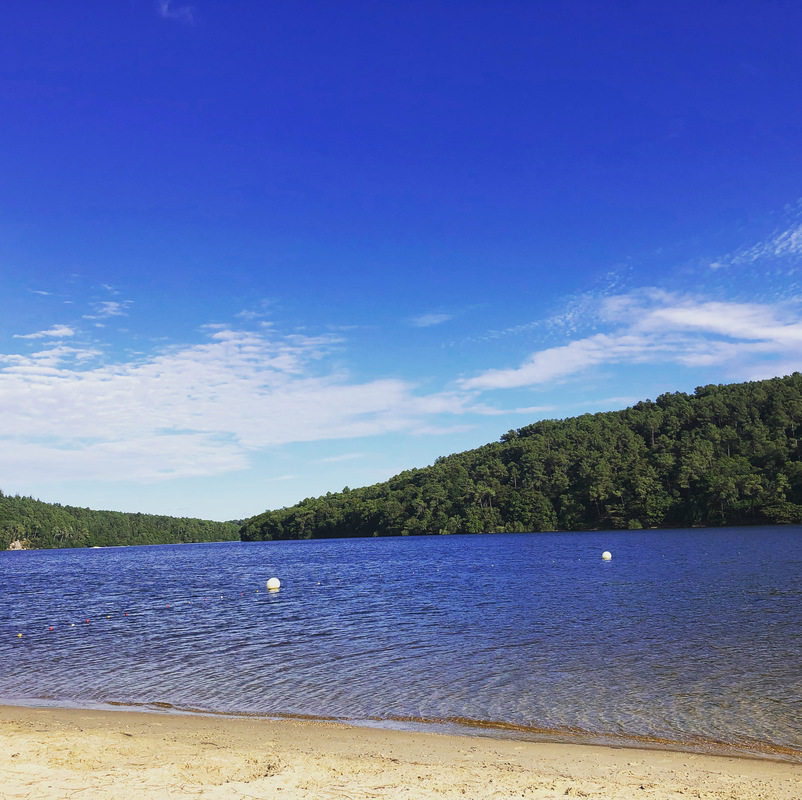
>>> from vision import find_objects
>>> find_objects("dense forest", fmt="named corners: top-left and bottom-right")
top-left (0, 493), bottom-right (240, 550)
top-left (241, 373), bottom-right (802, 541)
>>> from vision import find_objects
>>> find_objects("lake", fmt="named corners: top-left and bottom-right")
top-left (2, 527), bottom-right (801, 760)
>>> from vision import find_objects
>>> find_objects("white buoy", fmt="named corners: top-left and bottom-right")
top-left (602, 551), bottom-right (612, 560)
top-left (266, 577), bottom-right (281, 591)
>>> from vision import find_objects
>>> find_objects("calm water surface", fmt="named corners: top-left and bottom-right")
top-left (2, 528), bottom-right (801, 760)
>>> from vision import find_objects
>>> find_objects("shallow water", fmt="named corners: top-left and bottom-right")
top-left (2, 528), bottom-right (801, 759)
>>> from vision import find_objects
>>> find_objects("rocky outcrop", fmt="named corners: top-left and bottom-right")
top-left (7, 539), bottom-right (30, 550)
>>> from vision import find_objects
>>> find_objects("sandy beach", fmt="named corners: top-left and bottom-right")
top-left (0, 706), bottom-right (799, 799)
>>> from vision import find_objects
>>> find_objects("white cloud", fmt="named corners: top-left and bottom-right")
top-left (13, 325), bottom-right (76, 340)
top-left (611, 292), bottom-right (802, 344)
top-left (0, 327), bottom-right (495, 485)
top-left (461, 292), bottom-right (802, 391)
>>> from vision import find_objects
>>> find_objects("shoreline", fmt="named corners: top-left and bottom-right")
top-left (2, 705), bottom-right (800, 799)
top-left (8, 696), bottom-right (802, 765)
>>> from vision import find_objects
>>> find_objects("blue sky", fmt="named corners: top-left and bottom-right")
top-left (2, 1), bottom-right (802, 521)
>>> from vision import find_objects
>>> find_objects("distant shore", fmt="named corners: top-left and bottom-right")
top-left (1, 705), bottom-right (800, 799)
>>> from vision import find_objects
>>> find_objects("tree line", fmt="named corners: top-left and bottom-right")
top-left (0, 493), bottom-right (240, 550)
top-left (6, 373), bottom-right (802, 550)
top-left (240, 373), bottom-right (802, 541)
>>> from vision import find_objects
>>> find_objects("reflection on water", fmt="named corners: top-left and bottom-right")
top-left (2, 528), bottom-right (801, 760)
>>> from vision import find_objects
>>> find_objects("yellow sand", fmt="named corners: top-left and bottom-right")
top-left (1, 705), bottom-right (800, 799)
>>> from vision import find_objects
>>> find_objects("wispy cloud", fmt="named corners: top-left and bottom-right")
top-left (158, 1), bottom-right (194, 22)
top-left (30, 289), bottom-right (52, 296)
top-left (13, 325), bottom-right (76, 340)
top-left (725, 221), bottom-right (802, 267)
top-left (409, 312), bottom-right (453, 328)
top-left (83, 300), bottom-right (131, 320)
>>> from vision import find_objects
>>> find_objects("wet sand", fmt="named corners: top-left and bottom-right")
top-left (1, 705), bottom-right (800, 799)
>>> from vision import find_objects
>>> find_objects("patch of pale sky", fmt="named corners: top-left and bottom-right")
top-left (2, 434), bottom-right (247, 485)
top-left (313, 453), bottom-right (367, 464)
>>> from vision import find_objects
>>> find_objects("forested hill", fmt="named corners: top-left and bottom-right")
top-left (241, 373), bottom-right (802, 541)
top-left (0, 493), bottom-right (240, 550)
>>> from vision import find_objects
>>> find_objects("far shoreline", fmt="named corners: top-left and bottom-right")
top-left (6, 521), bottom-right (802, 553)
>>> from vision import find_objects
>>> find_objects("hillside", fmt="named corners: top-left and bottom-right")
top-left (0, 493), bottom-right (239, 550)
top-left (241, 373), bottom-right (802, 540)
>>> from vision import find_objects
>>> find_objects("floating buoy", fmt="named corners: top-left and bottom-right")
top-left (17, 633), bottom-right (22, 638)
top-left (602, 551), bottom-right (612, 560)
top-left (266, 577), bottom-right (281, 591)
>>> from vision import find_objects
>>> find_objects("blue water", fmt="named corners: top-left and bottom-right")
top-left (2, 528), bottom-right (801, 760)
